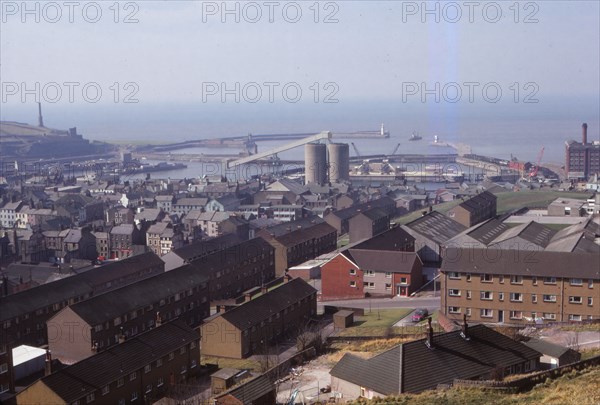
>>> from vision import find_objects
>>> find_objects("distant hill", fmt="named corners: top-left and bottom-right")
top-left (0, 121), bottom-right (69, 137)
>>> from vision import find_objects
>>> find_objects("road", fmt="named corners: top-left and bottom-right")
top-left (318, 295), bottom-right (441, 312)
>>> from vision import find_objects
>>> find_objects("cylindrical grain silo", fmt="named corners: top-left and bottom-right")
top-left (328, 143), bottom-right (350, 183)
top-left (305, 142), bottom-right (327, 185)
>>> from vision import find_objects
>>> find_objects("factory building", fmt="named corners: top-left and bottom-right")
top-left (565, 123), bottom-right (600, 180)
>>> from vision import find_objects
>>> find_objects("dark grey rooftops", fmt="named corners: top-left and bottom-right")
top-left (217, 373), bottom-right (274, 403)
top-left (404, 211), bottom-right (467, 245)
top-left (0, 252), bottom-right (164, 322)
top-left (41, 320), bottom-right (197, 403)
top-left (264, 216), bottom-right (325, 238)
top-left (522, 338), bottom-right (576, 359)
top-left (458, 190), bottom-right (496, 212)
top-left (170, 234), bottom-right (243, 262)
top-left (343, 249), bottom-right (420, 273)
top-left (219, 278), bottom-right (316, 330)
top-left (330, 324), bottom-right (540, 395)
top-left (65, 264), bottom-right (208, 326)
top-left (442, 248), bottom-right (599, 279)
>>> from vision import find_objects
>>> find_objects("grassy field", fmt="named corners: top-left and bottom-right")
top-left (346, 366), bottom-right (600, 405)
top-left (337, 309), bottom-right (413, 337)
top-left (494, 190), bottom-right (590, 214)
top-left (391, 190), bottom-right (591, 225)
top-left (201, 356), bottom-right (261, 371)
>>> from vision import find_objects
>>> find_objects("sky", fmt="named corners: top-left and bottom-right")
top-left (1, 0), bottom-right (599, 157)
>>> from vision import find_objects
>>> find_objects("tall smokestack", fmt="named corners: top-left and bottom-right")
top-left (582, 123), bottom-right (588, 144)
top-left (38, 102), bottom-right (44, 127)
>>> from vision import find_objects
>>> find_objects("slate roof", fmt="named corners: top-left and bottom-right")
top-left (522, 338), bottom-right (579, 360)
top-left (169, 234), bottom-right (243, 262)
top-left (447, 218), bottom-right (510, 247)
top-left (351, 226), bottom-right (415, 251)
top-left (355, 207), bottom-right (389, 221)
top-left (457, 191), bottom-right (496, 213)
top-left (270, 222), bottom-right (336, 248)
top-left (0, 252), bottom-right (163, 322)
top-left (218, 278), bottom-right (316, 331)
top-left (64, 263), bottom-right (208, 326)
top-left (330, 324), bottom-right (541, 395)
top-left (40, 321), bottom-right (197, 403)
top-left (442, 248), bottom-right (600, 279)
top-left (265, 178), bottom-right (308, 195)
top-left (404, 211), bottom-right (467, 245)
top-left (327, 197), bottom-right (395, 220)
top-left (263, 216), bottom-right (326, 237)
top-left (489, 221), bottom-right (557, 248)
top-left (343, 249), bottom-right (420, 274)
top-left (217, 374), bottom-right (274, 404)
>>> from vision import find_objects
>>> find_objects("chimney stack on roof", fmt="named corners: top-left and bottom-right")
top-left (155, 312), bottom-right (162, 327)
top-left (425, 317), bottom-right (434, 348)
top-left (582, 123), bottom-right (588, 144)
top-left (460, 314), bottom-right (470, 340)
top-left (118, 327), bottom-right (126, 344)
top-left (45, 350), bottom-right (52, 376)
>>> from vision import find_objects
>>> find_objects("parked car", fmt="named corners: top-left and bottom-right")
top-left (412, 308), bottom-right (429, 322)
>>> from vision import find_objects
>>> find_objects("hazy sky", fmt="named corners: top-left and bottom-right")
top-left (2, 0), bottom-right (599, 107)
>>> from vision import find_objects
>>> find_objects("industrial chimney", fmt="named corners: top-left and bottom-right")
top-left (37, 102), bottom-right (44, 128)
top-left (582, 123), bottom-right (588, 144)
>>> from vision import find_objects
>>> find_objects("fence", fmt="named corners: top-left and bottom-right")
top-left (453, 355), bottom-right (600, 393)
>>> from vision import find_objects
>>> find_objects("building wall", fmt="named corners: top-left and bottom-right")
top-left (348, 213), bottom-right (389, 244)
top-left (201, 292), bottom-right (317, 359)
top-left (321, 255), bottom-right (364, 301)
top-left (48, 284), bottom-right (209, 364)
top-left (16, 338), bottom-right (200, 405)
top-left (442, 271), bottom-right (599, 324)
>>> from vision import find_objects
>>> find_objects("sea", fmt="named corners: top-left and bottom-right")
top-left (2, 97), bottom-right (598, 182)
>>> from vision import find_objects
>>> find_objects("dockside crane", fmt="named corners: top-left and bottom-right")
top-left (391, 143), bottom-right (401, 155)
top-left (529, 146), bottom-right (545, 179)
top-left (350, 142), bottom-right (361, 157)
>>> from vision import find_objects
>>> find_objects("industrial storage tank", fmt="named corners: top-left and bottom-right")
top-left (305, 142), bottom-right (327, 185)
top-left (328, 143), bottom-right (350, 182)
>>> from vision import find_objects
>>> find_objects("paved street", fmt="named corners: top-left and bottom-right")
top-left (318, 295), bottom-right (441, 312)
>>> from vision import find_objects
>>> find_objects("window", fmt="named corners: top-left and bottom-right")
top-left (191, 359), bottom-right (197, 368)
top-left (569, 314), bottom-right (582, 321)
top-left (131, 392), bottom-right (138, 401)
top-left (466, 273), bottom-right (471, 282)
top-left (466, 290), bottom-right (472, 299)
top-left (180, 346), bottom-right (186, 354)
top-left (510, 275), bottom-right (523, 284)
top-left (86, 392), bottom-right (95, 402)
top-left (481, 274), bottom-right (493, 282)
top-left (466, 307), bottom-right (472, 316)
top-left (532, 294), bottom-right (537, 303)
top-left (385, 283), bottom-right (392, 290)
top-left (499, 292), bottom-right (504, 301)
top-left (0, 363), bottom-right (7, 374)
top-left (363, 282), bottom-right (375, 289)
top-left (400, 277), bottom-right (407, 284)
top-left (509, 311), bottom-right (523, 320)
top-left (157, 377), bottom-right (164, 387)
top-left (385, 272), bottom-right (392, 278)
top-left (544, 277), bottom-right (557, 285)
top-left (448, 306), bottom-right (461, 314)
top-left (449, 272), bottom-right (460, 279)
top-left (101, 386), bottom-right (109, 396)
top-left (349, 280), bottom-right (357, 288)
top-left (499, 275), bottom-right (504, 283)
top-left (118, 400), bottom-right (126, 405)
top-left (589, 279), bottom-right (594, 288)
top-left (480, 309), bottom-right (493, 318)
top-left (543, 294), bottom-right (557, 302)
top-left (113, 316), bottom-right (121, 326)
top-left (180, 365), bottom-right (187, 374)
top-left (349, 268), bottom-right (356, 275)
top-left (510, 293), bottom-right (523, 302)
top-left (569, 296), bottom-right (583, 304)
top-left (130, 371), bottom-right (137, 381)
top-left (480, 291), bottom-right (493, 300)
top-left (364, 270), bottom-right (375, 277)
top-left (543, 313), bottom-right (556, 320)
top-left (448, 289), bottom-right (461, 297)
top-left (168, 352), bottom-right (175, 361)
top-left (588, 297), bottom-right (593, 306)
top-left (145, 384), bottom-right (152, 393)
top-left (570, 278), bottom-right (583, 286)
top-left (144, 364), bottom-right (151, 373)
top-left (532, 277), bottom-right (537, 285)
top-left (117, 378), bottom-right (124, 387)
